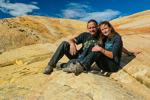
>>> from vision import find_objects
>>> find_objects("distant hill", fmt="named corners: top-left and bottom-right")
top-left (110, 10), bottom-right (150, 35)
top-left (0, 16), bottom-right (87, 52)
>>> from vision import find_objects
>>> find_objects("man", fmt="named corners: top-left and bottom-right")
top-left (43, 19), bottom-right (140, 74)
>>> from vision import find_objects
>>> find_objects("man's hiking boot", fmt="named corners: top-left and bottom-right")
top-left (43, 65), bottom-right (53, 74)
top-left (62, 62), bottom-right (84, 74)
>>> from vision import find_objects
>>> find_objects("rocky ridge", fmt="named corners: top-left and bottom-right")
top-left (0, 16), bottom-right (87, 52)
top-left (109, 10), bottom-right (150, 100)
top-left (0, 10), bottom-right (150, 100)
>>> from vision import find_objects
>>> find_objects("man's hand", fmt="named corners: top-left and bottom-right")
top-left (68, 38), bottom-right (78, 55)
top-left (70, 43), bottom-right (77, 55)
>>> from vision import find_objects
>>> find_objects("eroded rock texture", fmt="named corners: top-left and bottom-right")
top-left (0, 10), bottom-right (150, 100)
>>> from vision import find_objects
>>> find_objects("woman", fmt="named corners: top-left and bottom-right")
top-left (62, 21), bottom-right (123, 74)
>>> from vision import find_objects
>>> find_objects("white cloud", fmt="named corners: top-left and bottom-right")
top-left (60, 3), bottom-right (120, 22)
top-left (79, 9), bottom-right (120, 22)
top-left (60, 3), bottom-right (90, 19)
top-left (61, 9), bottom-right (88, 18)
top-left (67, 3), bottom-right (89, 9)
top-left (31, 2), bottom-right (38, 5)
top-left (0, 0), bottom-right (39, 17)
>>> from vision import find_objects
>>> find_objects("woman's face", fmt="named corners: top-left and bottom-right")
top-left (100, 24), bottom-right (112, 37)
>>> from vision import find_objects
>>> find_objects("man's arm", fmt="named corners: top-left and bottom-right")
top-left (68, 38), bottom-right (77, 44)
top-left (122, 47), bottom-right (141, 56)
top-left (68, 38), bottom-right (78, 55)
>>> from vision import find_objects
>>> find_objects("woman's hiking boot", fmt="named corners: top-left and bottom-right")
top-left (56, 62), bottom-right (63, 70)
top-left (62, 62), bottom-right (84, 74)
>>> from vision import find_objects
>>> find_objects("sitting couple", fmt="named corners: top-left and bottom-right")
top-left (43, 19), bottom-right (141, 75)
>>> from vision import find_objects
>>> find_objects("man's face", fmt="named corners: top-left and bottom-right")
top-left (87, 22), bottom-right (98, 36)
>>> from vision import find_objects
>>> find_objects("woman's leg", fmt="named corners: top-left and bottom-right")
top-left (96, 56), bottom-right (120, 72)
top-left (60, 59), bottom-right (77, 68)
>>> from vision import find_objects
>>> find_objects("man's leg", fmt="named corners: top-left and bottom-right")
top-left (77, 45), bottom-right (95, 62)
top-left (79, 51), bottom-right (101, 71)
top-left (77, 45), bottom-right (102, 70)
top-left (43, 41), bottom-right (78, 74)
top-left (48, 41), bottom-right (78, 67)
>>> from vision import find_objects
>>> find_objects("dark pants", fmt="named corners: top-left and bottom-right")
top-left (77, 45), bottom-right (119, 72)
top-left (48, 41), bottom-right (79, 67)
top-left (96, 55), bottom-right (119, 72)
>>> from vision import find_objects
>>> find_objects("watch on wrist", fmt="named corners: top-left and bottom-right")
top-left (70, 42), bottom-right (74, 45)
top-left (102, 49), bottom-right (105, 53)
top-left (129, 52), bottom-right (132, 56)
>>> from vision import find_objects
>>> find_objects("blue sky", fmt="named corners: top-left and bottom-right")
top-left (0, 0), bottom-right (150, 22)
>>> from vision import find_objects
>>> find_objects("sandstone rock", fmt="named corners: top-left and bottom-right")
top-left (0, 16), bottom-right (87, 52)
top-left (0, 10), bottom-right (150, 100)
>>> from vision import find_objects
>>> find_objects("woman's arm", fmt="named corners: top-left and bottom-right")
top-left (92, 35), bottom-right (122, 59)
top-left (122, 47), bottom-right (141, 56)
top-left (92, 45), bottom-right (113, 58)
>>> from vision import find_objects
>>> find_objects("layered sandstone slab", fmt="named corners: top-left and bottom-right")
top-left (0, 10), bottom-right (150, 100)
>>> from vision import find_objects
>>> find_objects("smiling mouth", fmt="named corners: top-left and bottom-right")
top-left (91, 31), bottom-right (96, 33)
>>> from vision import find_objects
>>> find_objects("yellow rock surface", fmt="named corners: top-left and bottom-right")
top-left (0, 16), bottom-right (87, 52)
top-left (0, 10), bottom-right (150, 100)
top-left (109, 9), bottom-right (150, 100)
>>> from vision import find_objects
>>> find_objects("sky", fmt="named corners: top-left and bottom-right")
top-left (0, 0), bottom-right (150, 23)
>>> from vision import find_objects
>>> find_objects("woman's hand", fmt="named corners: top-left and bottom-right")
top-left (132, 51), bottom-right (142, 56)
top-left (122, 47), bottom-right (141, 56)
top-left (92, 45), bottom-right (113, 58)
top-left (92, 45), bottom-right (103, 52)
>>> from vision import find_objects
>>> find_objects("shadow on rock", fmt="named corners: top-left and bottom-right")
top-left (120, 53), bottom-right (136, 68)
top-left (90, 53), bottom-right (136, 77)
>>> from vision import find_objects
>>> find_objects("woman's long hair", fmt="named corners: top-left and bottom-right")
top-left (98, 21), bottom-right (120, 45)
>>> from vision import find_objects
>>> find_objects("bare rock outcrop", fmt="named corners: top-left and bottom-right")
top-left (109, 10), bottom-right (150, 100)
top-left (0, 10), bottom-right (150, 100)
top-left (0, 37), bottom-right (144, 100)
top-left (0, 16), bottom-right (87, 52)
